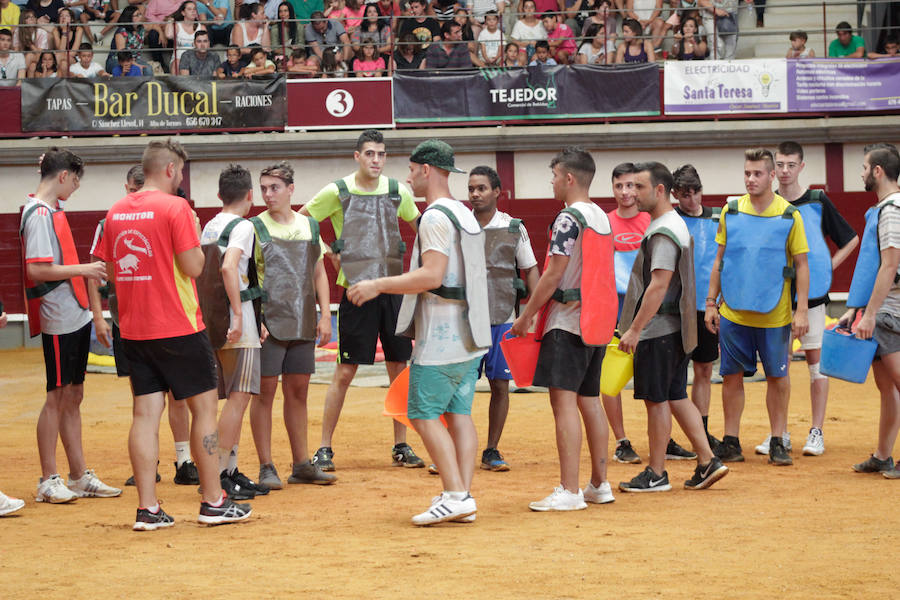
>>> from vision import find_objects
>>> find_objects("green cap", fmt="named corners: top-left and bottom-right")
top-left (409, 139), bottom-right (465, 173)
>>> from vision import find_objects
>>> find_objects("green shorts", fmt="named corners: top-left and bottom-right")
top-left (408, 357), bottom-right (481, 421)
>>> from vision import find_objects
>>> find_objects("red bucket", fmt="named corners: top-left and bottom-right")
top-left (500, 330), bottom-right (541, 388)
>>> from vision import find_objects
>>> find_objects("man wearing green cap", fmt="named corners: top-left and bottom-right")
top-left (348, 139), bottom-right (491, 526)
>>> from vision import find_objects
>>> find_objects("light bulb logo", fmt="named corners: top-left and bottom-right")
top-left (758, 72), bottom-right (773, 97)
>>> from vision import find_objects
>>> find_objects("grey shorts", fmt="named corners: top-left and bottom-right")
top-left (260, 336), bottom-right (315, 376)
top-left (874, 312), bottom-right (900, 357)
top-left (216, 347), bottom-right (261, 399)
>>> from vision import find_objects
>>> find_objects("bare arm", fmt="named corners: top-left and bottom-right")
top-left (175, 246), bottom-right (205, 279)
top-left (792, 252), bottom-right (809, 338)
top-left (848, 46), bottom-right (865, 59)
top-left (831, 234), bottom-right (860, 271)
top-left (618, 267), bottom-right (673, 353)
top-left (703, 243), bottom-right (725, 334)
top-left (221, 247), bottom-right (244, 344)
top-left (347, 248), bottom-right (449, 304)
top-left (855, 247), bottom-right (900, 339)
top-left (314, 259), bottom-right (332, 346)
top-left (87, 258), bottom-right (111, 348)
top-left (510, 253), bottom-right (569, 336)
top-left (523, 264), bottom-right (540, 297)
top-left (27, 261), bottom-right (105, 284)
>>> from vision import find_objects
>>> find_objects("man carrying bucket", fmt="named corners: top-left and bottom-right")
top-left (839, 145), bottom-right (900, 479)
top-left (618, 162), bottom-right (728, 492)
top-left (348, 139), bottom-right (490, 525)
top-left (511, 147), bottom-right (617, 511)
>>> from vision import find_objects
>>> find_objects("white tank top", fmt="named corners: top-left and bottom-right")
top-left (239, 21), bottom-right (264, 46)
top-left (175, 22), bottom-right (198, 62)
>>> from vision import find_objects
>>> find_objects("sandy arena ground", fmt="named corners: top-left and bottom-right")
top-left (1, 348), bottom-right (897, 599)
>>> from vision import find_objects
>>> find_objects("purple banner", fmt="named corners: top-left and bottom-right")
top-left (788, 58), bottom-right (900, 112)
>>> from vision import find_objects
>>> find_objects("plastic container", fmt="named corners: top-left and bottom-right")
top-left (820, 327), bottom-right (878, 384)
top-left (600, 337), bottom-right (634, 396)
top-left (499, 330), bottom-right (541, 388)
top-left (383, 366), bottom-right (446, 428)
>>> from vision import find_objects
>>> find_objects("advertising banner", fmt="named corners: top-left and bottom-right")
top-left (664, 59), bottom-right (788, 114)
top-left (21, 76), bottom-right (286, 133)
top-left (394, 64), bottom-right (659, 122)
top-left (285, 77), bottom-right (394, 130)
top-left (787, 58), bottom-right (900, 112)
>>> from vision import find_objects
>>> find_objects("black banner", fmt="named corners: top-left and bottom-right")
top-left (21, 75), bottom-right (286, 133)
top-left (394, 64), bottom-right (659, 122)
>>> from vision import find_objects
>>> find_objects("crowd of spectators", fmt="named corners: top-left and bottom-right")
top-left (0, 0), bottom-right (898, 85)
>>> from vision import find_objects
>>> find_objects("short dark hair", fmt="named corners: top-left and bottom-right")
top-left (194, 29), bottom-right (209, 41)
top-left (673, 164), bottom-right (702, 194)
top-left (611, 162), bottom-right (636, 181)
top-left (441, 20), bottom-right (460, 37)
top-left (126, 165), bottom-right (145, 187)
top-left (143, 139), bottom-right (188, 175)
top-left (469, 165), bottom-right (501, 190)
top-left (867, 147), bottom-right (900, 182)
top-left (541, 11), bottom-right (556, 20)
top-left (584, 23), bottom-right (602, 39)
top-left (356, 129), bottom-right (384, 151)
top-left (622, 18), bottom-right (642, 36)
top-left (78, 42), bottom-right (93, 51)
top-left (789, 30), bottom-right (807, 42)
top-left (219, 164), bottom-right (252, 204)
top-left (40, 147), bottom-right (84, 180)
top-left (634, 161), bottom-right (674, 196)
top-left (776, 141), bottom-right (804, 161)
top-left (260, 161), bottom-right (294, 184)
top-left (117, 51), bottom-right (132, 63)
top-left (550, 147), bottom-right (595, 188)
top-left (250, 47), bottom-right (266, 59)
top-left (484, 9), bottom-right (498, 18)
top-left (835, 21), bottom-right (852, 32)
top-left (535, 40), bottom-right (550, 51)
top-left (310, 10), bottom-right (325, 19)
top-left (885, 34), bottom-right (899, 46)
top-left (864, 142), bottom-right (899, 156)
top-left (0, 29), bottom-right (12, 40)
top-left (744, 147), bottom-right (775, 171)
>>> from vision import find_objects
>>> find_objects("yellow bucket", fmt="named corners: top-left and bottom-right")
top-left (600, 337), bottom-right (634, 396)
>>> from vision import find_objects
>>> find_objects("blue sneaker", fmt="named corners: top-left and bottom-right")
top-left (480, 448), bottom-right (510, 472)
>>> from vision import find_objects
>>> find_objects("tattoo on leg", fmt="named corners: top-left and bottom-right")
top-left (202, 431), bottom-right (218, 456)
top-left (599, 458), bottom-right (606, 464)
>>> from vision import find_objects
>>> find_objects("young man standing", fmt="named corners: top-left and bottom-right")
top-left (97, 139), bottom-right (251, 529)
top-left (511, 147), bottom-right (616, 511)
top-left (347, 139), bottom-right (490, 525)
top-left (840, 146), bottom-right (900, 478)
top-left (301, 129), bottom-right (424, 472)
top-left (468, 165), bottom-right (540, 471)
top-left (21, 147), bottom-right (121, 504)
top-left (617, 162), bottom-right (727, 492)
top-left (767, 141), bottom-right (858, 457)
top-left (706, 148), bottom-right (810, 467)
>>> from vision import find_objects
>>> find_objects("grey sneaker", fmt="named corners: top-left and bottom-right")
top-left (257, 463), bottom-right (283, 490)
top-left (288, 461), bottom-right (337, 485)
top-left (883, 466), bottom-right (900, 479)
top-left (852, 454), bottom-right (894, 473)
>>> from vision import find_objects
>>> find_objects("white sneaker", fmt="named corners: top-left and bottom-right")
top-left (67, 469), bottom-right (123, 498)
top-left (802, 428), bottom-right (825, 456)
top-left (583, 481), bottom-right (615, 504)
top-left (529, 486), bottom-right (587, 512)
top-left (755, 432), bottom-right (791, 455)
top-left (428, 494), bottom-right (476, 522)
top-left (412, 492), bottom-right (476, 526)
top-left (0, 490), bottom-right (25, 516)
top-left (35, 474), bottom-right (77, 503)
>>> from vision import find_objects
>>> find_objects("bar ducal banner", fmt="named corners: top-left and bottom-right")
top-left (394, 64), bottom-right (659, 122)
top-left (664, 59), bottom-right (788, 114)
top-left (21, 76), bottom-right (286, 132)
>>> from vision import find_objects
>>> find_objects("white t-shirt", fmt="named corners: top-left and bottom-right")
top-left (485, 210), bottom-right (538, 323)
top-left (632, 0), bottom-right (658, 21)
top-left (477, 27), bottom-right (502, 61)
top-left (70, 62), bottom-right (105, 77)
top-left (578, 40), bottom-right (615, 63)
top-left (511, 19), bottom-right (547, 43)
top-left (411, 198), bottom-right (488, 365)
top-left (200, 213), bottom-right (261, 349)
top-left (0, 52), bottom-right (27, 87)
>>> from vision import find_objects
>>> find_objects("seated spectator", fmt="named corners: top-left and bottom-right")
top-left (243, 44), bottom-right (275, 75)
top-left (320, 46), bottom-right (346, 76)
top-left (351, 39), bottom-right (383, 75)
top-left (178, 28), bottom-right (218, 75)
top-left (529, 39), bottom-right (556, 64)
top-left (504, 40), bottom-right (523, 66)
top-left (305, 10), bottom-right (351, 63)
top-left (669, 15), bottom-right (707, 60)
top-left (581, 0), bottom-right (617, 40)
top-left (661, 0), bottom-right (704, 43)
top-left (615, 17), bottom-right (654, 63)
top-left (786, 29), bottom-right (813, 58)
top-left (2, 0), bottom-right (20, 32)
top-left (476, 10), bottom-right (502, 66)
top-left (271, 2), bottom-right (301, 49)
top-left (76, 0), bottom-right (120, 45)
top-left (69, 41), bottom-right (108, 76)
top-left (828, 21), bottom-right (864, 58)
top-left (195, 0), bottom-right (233, 47)
top-left (353, 3), bottom-right (390, 58)
top-left (699, 0), bottom-right (737, 60)
top-left (53, 7), bottom-right (82, 65)
top-left (231, 2), bottom-right (270, 58)
top-left (869, 34), bottom-right (899, 59)
top-left (216, 43), bottom-right (244, 76)
top-left (470, 0), bottom-right (505, 39)
top-left (286, 46), bottom-right (320, 76)
top-left (541, 11), bottom-right (575, 65)
top-left (397, 0), bottom-right (440, 47)
top-left (428, 0), bottom-right (457, 22)
top-left (27, 0), bottom-right (64, 25)
top-left (145, 0), bottom-right (182, 72)
top-left (391, 31), bottom-right (424, 69)
top-left (325, 0), bottom-right (363, 36)
top-left (518, 0), bottom-right (560, 16)
top-left (425, 18), bottom-right (471, 70)
top-left (577, 21), bottom-right (615, 64)
top-left (374, 0), bottom-right (401, 33)
top-left (626, 0), bottom-right (664, 49)
top-left (166, 0), bottom-right (205, 67)
top-left (0, 27), bottom-right (26, 85)
top-left (511, 0), bottom-right (546, 62)
top-left (111, 49), bottom-right (141, 75)
top-left (15, 9), bottom-right (50, 75)
top-left (110, 4), bottom-right (152, 74)
top-left (30, 47), bottom-right (56, 76)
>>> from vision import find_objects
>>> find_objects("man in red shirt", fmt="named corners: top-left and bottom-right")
top-left (96, 139), bottom-right (252, 531)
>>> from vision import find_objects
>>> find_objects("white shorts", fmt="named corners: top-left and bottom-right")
top-left (797, 303), bottom-right (826, 351)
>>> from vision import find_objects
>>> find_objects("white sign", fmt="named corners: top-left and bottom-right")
top-left (664, 59), bottom-right (788, 115)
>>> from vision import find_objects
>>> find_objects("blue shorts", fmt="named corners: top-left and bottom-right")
top-left (478, 323), bottom-right (512, 381)
top-left (408, 357), bottom-right (482, 421)
top-left (719, 317), bottom-right (791, 378)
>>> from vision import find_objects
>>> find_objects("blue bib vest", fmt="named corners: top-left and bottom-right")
top-left (720, 199), bottom-right (797, 314)
top-left (795, 192), bottom-right (833, 300)
top-left (681, 207), bottom-right (720, 312)
top-left (846, 197), bottom-right (900, 308)
top-left (614, 249), bottom-right (638, 295)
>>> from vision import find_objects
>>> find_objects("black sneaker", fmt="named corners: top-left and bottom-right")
top-left (287, 461), bottom-right (337, 485)
top-left (220, 470), bottom-right (255, 500)
top-left (312, 446), bottom-right (335, 472)
top-left (684, 457), bottom-right (729, 490)
top-left (133, 506), bottom-right (175, 531)
top-left (198, 497), bottom-right (252, 525)
top-left (714, 437), bottom-right (745, 462)
top-left (614, 439), bottom-right (642, 464)
top-left (706, 433), bottom-right (722, 454)
top-left (852, 454), bottom-right (895, 473)
top-left (768, 437), bottom-right (793, 466)
top-left (392, 443), bottom-right (425, 468)
top-left (480, 448), bottom-right (510, 472)
top-left (174, 460), bottom-right (200, 485)
top-left (231, 469), bottom-right (269, 496)
top-left (125, 472), bottom-right (161, 486)
top-left (619, 466), bottom-right (671, 493)
top-left (665, 439), bottom-right (697, 460)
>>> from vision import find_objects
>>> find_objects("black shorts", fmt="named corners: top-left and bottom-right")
top-left (41, 321), bottom-right (91, 392)
top-left (111, 322), bottom-right (130, 377)
top-left (633, 331), bottom-right (689, 404)
top-left (337, 291), bottom-right (412, 365)
top-left (691, 311), bottom-right (719, 364)
top-left (122, 331), bottom-right (218, 401)
top-left (533, 329), bottom-right (605, 396)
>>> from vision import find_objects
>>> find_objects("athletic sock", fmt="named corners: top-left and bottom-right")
top-left (174, 441), bottom-right (190, 467)
top-left (208, 492), bottom-right (225, 507)
top-left (701, 416), bottom-right (709, 434)
top-left (616, 437), bottom-right (628, 444)
top-left (145, 503), bottom-right (160, 514)
top-left (445, 491), bottom-right (468, 501)
top-left (227, 445), bottom-right (239, 474)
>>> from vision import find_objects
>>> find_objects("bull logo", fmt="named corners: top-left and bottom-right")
top-left (123, 237), bottom-right (149, 254)
top-left (118, 253), bottom-right (140, 274)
